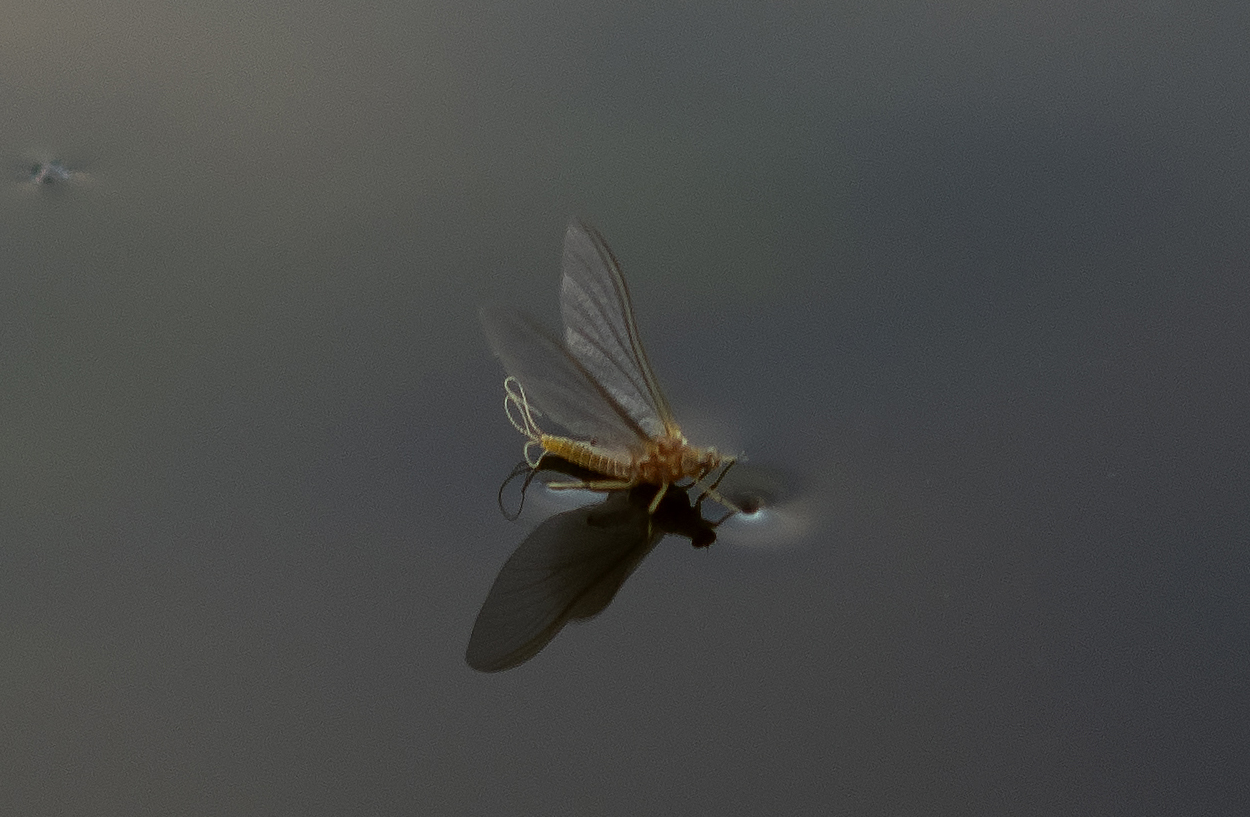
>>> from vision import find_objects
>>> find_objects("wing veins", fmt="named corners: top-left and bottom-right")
top-left (565, 221), bottom-right (679, 433)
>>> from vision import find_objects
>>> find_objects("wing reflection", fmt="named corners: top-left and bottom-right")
top-left (469, 457), bottom-right (789, 672)
top-left (466, 483), bottom-right (717, 673)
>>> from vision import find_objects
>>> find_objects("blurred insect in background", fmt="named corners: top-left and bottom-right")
top-left (29, 160), bottom-right (73, 185)
top-left (480, 219), bottom-right (738, 516)
top-left (6, 153), bottom-right (95, 199)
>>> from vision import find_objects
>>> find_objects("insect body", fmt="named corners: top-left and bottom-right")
top-left (482, 220), bottom-right (735, 514)
top-left (502, 374), bottom-right (725, 507)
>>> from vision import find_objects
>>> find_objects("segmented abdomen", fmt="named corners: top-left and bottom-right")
top-left (541, 435), bottom-right (635, 482)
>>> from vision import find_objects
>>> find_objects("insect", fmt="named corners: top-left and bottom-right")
top-left (29, 160), bottom-right (74, 185)
top-left (7, 154), bottom-right (94, 197)
top-left (480, 219), bottom-right (737, 515)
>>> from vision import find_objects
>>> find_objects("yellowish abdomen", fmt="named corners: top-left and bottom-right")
top-left (541, 435), bottom-right (635, 482)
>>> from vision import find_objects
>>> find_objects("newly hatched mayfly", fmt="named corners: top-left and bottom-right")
top-left (481, 219), bottom-right (736, 515)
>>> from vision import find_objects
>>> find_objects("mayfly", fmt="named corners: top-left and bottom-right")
top-left (480, 219), bottom-right (737, 515)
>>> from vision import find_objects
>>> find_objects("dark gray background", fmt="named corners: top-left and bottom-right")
top-left (3, 2), bottom-right (1246, 814)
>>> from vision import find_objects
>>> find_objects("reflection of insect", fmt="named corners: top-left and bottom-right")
top-left (481, 220), bottom-right (736, 514)
top-left (466, 482), bottom-right (717, 672)
top-left (468, 456), bottom-right (792, 672)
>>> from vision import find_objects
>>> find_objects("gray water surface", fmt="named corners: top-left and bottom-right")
top-left (3, 2), bottom-right (1247, 814)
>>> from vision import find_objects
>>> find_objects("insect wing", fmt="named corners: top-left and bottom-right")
top-left (480, 306), bottom-right (652, 455)
top-left (560, 220), bottom-right (680, 438)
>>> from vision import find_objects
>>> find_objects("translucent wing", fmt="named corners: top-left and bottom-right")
top-left (479, 306), bottom-right (653, 455)
top-left (560, 220), bottom-right (680, 438)
top-left (465, 491), bottom-right (661, 672)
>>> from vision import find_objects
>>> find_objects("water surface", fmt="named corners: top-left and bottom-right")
top-left (3, 2), bottom-right (1247, 814)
